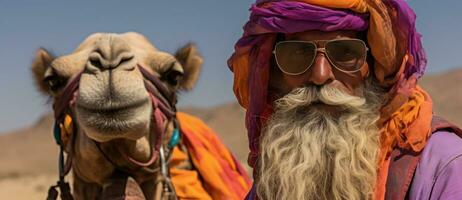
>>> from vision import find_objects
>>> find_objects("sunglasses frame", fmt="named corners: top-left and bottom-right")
top-left (272, 38), bottom-right (369, 76)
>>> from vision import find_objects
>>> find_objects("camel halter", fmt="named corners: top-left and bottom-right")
top-left (47, 65), bottom-right (181, 200)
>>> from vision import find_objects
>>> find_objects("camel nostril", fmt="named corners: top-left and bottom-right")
top-left (89, 57), bottom-right (103, 69)
top-left (88, 48), bottom-right (134, 70)
top-left (112, 52), bottom-right (135, 70)
top-left (89, 51), bottom-right (106, 69)
top-left (119, 54), bottom-right (134, 66)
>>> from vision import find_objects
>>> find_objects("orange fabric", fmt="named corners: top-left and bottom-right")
top-left (374, 86), bottom-right (433, 199)
top-left (289, 0), bottom-right (368, 13)
top-left (170, 147), bottom-right (213, 200)
top-left (232, 55), bottom-right (251, 108)
top-left (375, 156), bottom-right (392, 200)
top-left (173, 112), bottom-right (252, 200)
top-left (60, 114), bottom-right (73, 146)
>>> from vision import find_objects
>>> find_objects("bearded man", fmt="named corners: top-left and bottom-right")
top-left (228, 0), bottom-right (462, 199)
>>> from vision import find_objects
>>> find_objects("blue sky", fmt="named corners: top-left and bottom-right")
top-left (1, 0), bottom-right (461, 132)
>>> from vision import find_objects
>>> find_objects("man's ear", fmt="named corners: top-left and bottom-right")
top-left (174, 43), bottom-right (203, 91)
top-left (31, 48), bottom-right (55, 95)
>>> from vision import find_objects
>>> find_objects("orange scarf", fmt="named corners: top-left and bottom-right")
top-left (171, 112), bottom-right (251, 200)
top-left (374, 85), bottom-right (433, 199)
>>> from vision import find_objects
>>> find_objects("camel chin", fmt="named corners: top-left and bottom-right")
top-left (76, 99), bottom-right (152, 142)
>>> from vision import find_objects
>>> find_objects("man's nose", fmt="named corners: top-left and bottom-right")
top-left (306, 52), bottom-right (335, 85)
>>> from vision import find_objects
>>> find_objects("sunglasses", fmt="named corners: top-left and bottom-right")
top-left (273, 39), bottom-right (369, 75)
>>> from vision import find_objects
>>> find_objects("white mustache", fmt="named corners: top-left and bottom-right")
top-left (274, 85), bottom-right (366, 111)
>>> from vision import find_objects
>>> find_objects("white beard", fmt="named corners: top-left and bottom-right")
top-left (256, 82), bottom-right (383, 200)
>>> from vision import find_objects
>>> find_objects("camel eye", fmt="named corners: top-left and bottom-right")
top-left (43, 75), bottom-right (66, 92)
top-left (163, 69), bottom-right (183, 86)
top-left (162, 62), bottom-right (184, 86)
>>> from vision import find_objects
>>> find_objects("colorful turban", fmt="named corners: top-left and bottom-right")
top-left (228, 0), bottom-right (433, 199)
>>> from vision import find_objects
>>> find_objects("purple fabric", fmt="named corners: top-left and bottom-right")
top-left (244, 184), bottom-right (257, 200)
top-left (409, 130), bottom-right (462, 199)
top-left (388, 0), bottom-right (427, 79)
top-left (232, 1), bottom-right (369, 168)
top-left (241, 2), bottom-right (369, 40)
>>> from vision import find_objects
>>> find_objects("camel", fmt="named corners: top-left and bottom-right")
top-left (31, 32), bottom-right (250, 200)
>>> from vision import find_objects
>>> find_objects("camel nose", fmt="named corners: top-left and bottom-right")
top-left (87, 36), bottom-right (134, 70)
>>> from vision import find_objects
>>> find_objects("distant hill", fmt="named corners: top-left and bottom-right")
top-left (0, 68), bottom-right (461, 179)
top-left (419, 68), bottom-right (462, 126)
top-left (0, 113), bottom-right (56, 178)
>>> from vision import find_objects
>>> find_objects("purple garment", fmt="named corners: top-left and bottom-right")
top-left (409, 130), bottom-right (462, 199)
top-left (245, 184), bottom-right (257, 200)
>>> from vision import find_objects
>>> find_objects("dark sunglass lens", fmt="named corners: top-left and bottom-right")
top-left (326, 40), bottom-right (366, 72)
top-left (274, 42), bottom-right (316, 74)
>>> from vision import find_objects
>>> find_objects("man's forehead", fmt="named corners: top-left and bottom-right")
top-left (285, 30), bottom-right (360, 41)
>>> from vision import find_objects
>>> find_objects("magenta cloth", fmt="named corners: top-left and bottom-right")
top-left (229, 1), bottom-right (369, 170)
top-left (389, 0), bottom-right (427, 80)
top-left (244, 2), bottom-right (369, 36)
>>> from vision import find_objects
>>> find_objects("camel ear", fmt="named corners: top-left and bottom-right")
top-left (32, 48), bottom-right (55, 95)
top-left (174, 43), bottom-right (203, 91)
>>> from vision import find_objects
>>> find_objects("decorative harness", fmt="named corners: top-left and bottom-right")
top-left (47, 65), bottom-right (182, 200)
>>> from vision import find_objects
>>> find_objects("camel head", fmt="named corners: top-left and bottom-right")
top-left (32, 32), bottom-right (202, 143)
top-left (32, 32), bottom-right (203, 199)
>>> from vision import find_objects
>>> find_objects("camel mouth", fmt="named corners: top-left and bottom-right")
top-left (76, 98), bottom-right (150, 115)
top-left (75, 98), bottom-right (152, 138)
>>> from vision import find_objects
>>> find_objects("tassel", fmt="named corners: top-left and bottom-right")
top-left (58, 180), bottom-right (74, 200)
top-left (46, 186), bottom-right (58, 200)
